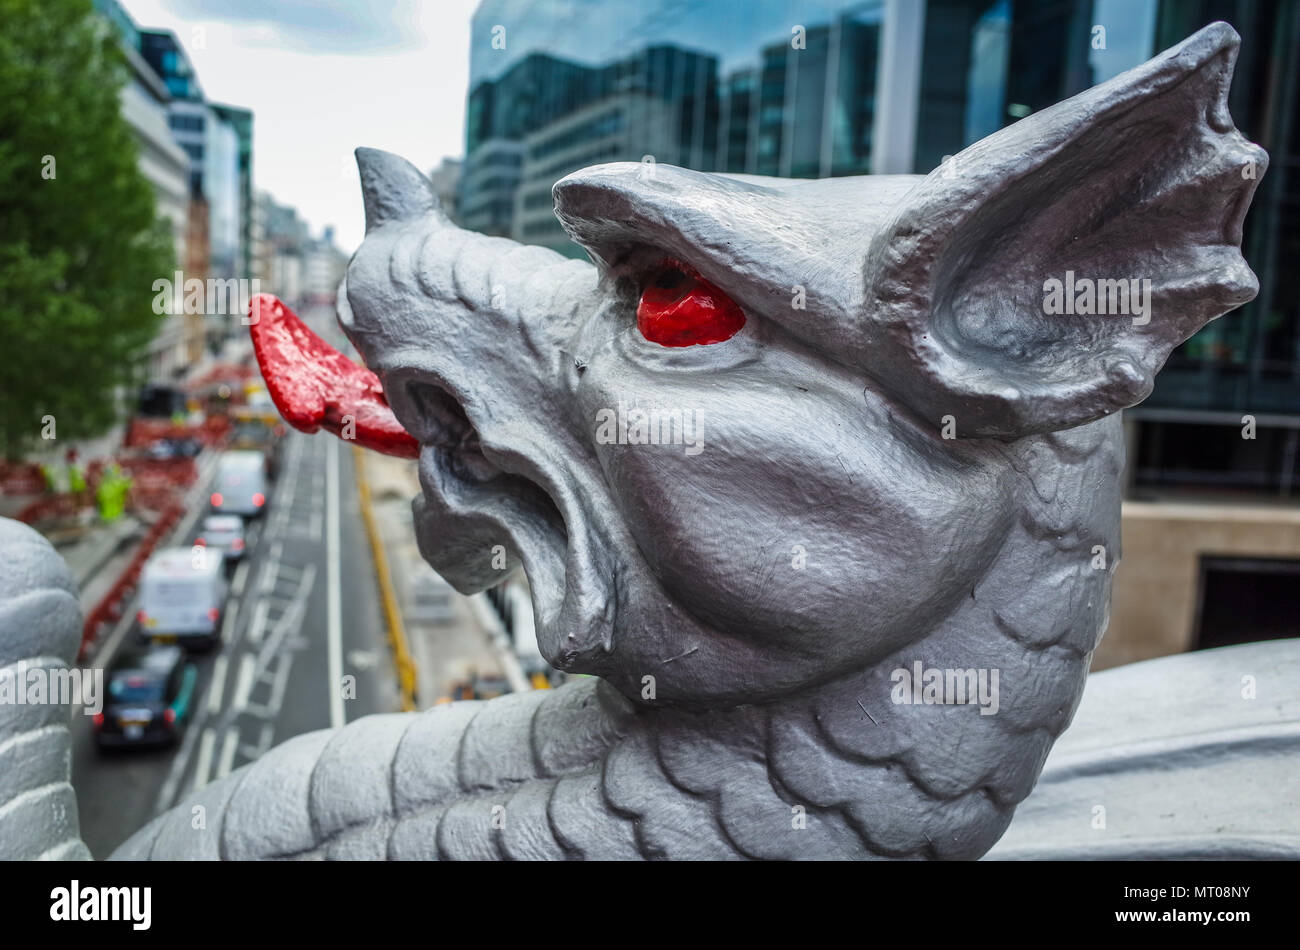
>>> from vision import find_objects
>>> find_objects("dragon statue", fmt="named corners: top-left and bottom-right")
top-left (2, 23), bottom-right (1295, 860)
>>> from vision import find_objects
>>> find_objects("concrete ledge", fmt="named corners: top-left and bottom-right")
top-left (989, 638), bottom-right (1300, 859)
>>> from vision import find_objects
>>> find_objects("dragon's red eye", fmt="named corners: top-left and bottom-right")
top-left (637, 260), bottom-right (746, 347)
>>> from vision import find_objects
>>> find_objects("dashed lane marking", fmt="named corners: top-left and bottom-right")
top-left (192, 728), bottom-right (216, 793)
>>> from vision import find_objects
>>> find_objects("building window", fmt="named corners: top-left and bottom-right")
top-left (1195, 557), bottom-right (1300, 650)
top-left (529, 109), bottom-right (622, 162)
top-left (169, 114), bottom-right (204, 132)
top-left (522, 218), bottom-right (564, 238)
top-left (1134, 420), bottom-right (1300, 495)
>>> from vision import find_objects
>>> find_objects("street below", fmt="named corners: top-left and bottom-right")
top-left (71, 311), bottom-right (401, 859)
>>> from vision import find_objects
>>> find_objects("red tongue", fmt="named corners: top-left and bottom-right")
top-left (247, 294), bottom-right (419, 459)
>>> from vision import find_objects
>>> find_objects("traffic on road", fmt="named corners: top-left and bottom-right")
top-left (71, 415), bottom-right (399, 858)
top-left (14, 303), bottom-right (537, 859)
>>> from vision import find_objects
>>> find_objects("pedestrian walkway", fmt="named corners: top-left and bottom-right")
top-left (359, 451), bottom-right (516, 705)
top-left (63, 515), bottom-right (144, 595)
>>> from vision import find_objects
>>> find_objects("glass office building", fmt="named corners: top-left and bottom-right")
top-left (212, 104), bottom-right (255, 282)
top-left (461, 0), bottom-right (1214, 231)
top-left (139, 29), bottom-right (248, 354)
top-left (463, 0), bottom-right (1298, 490)
top-left (461, 1), bottom-right (897, 244)
top-left (1129, 1), bottom-right (1298, 497)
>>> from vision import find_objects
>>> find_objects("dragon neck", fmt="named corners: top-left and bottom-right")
top-left (601, 422), bottom-right (1121, 858)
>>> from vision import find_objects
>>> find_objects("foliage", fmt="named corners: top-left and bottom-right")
top-left (0, 0), bottom-right (175, 458)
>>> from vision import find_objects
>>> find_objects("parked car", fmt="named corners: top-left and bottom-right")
top-left (145, 436), bottom-right (202, 459)
top-left (210, 450), bottom-right (268, 518)
top-left (197, 514), bottom-right (247, 565)
top-left (137, 547), bottom-right (227, 651)
top-left (93, 645), bottom-right (197, 749)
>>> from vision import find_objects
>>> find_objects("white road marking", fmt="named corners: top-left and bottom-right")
top-left (266, 653), bottom-right (294, 718)
top-left (215, 728), bottom-right (239, 780)
top-left (220, 597), bottom-right (239, 644)
top-left (275, 465), bottom-right (298, 527)
top-left (261, 551), bottom-right (280, 593)
top-left (254, 563), bottom-right (314, 670)
top-left (347, 649), bottom-right (379, 670)
top-left (207, 654), bottom-right (228, 715)
top-left (232, 653), bottom-right (256, 712)
top-left (246, 598), bottom-right (271, 646)
top-left (230, 559), bottom-right (250, 597)
top-left (192, 728), bottom-right (217, 792)
top-left (148, 434), bottom-right (323, 812)
top-left (326, 438), bottom-right (345, 730)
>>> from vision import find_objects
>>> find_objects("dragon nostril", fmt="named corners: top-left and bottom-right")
top-left (406, 381), bottom-right (473, 451)
top-left (406, 381), bottom-right (502, 485)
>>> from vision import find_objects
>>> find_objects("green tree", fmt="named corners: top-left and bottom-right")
top-left (0, 0), bottom-right (174, 459)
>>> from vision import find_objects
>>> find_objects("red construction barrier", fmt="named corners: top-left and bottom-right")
top-left (0, 461), bottom-right (45, 496)
top-left (118, 455), bottom-right (198, 487)
top-left (199, 415), bottom-right (232, 444)
top-left (15, 492), bottom-right (85, 525)
top-left (186, 362), bottom-right (254, 392)
top-left (75, 426), bottom-right (233, 659)
top-left (123, 416), bottom-right (229, 449)
top-left (123, 418), bottom-right (179, 449)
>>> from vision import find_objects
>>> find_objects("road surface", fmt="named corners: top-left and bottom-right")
top-left (70, 410), bottom-right (400, 859)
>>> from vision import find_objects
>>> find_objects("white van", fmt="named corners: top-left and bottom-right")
top-left (211, 450), bottom-right (268, 517)
top-left (137, 548), bottom-right (227, 650)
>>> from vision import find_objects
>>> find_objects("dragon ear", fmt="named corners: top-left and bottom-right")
top-left (863, 22), bottom-right (1266, 438)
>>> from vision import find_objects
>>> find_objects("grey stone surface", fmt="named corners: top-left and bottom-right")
top-left (988, 638), bottom-right (1300, 859)
top-left (0, 23), bottom-right (1284, 860)
top-left (0, 519), bottom-right (91, 860)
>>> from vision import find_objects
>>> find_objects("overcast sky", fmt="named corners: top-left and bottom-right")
top-left (120, 0), bottom-right (480, 253)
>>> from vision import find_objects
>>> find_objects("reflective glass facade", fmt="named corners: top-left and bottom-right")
top-left (463, 0), bottom-right (1299, 467)
top-left (461, 1), bottom-right (889, 244)
top-left (1143, 1), bottom-right (1298, 416)
top-left (212, 104), bottom-right (255, 281)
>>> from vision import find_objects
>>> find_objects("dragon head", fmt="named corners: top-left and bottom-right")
top-left (252, 22), bottom-right (1264, 714)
